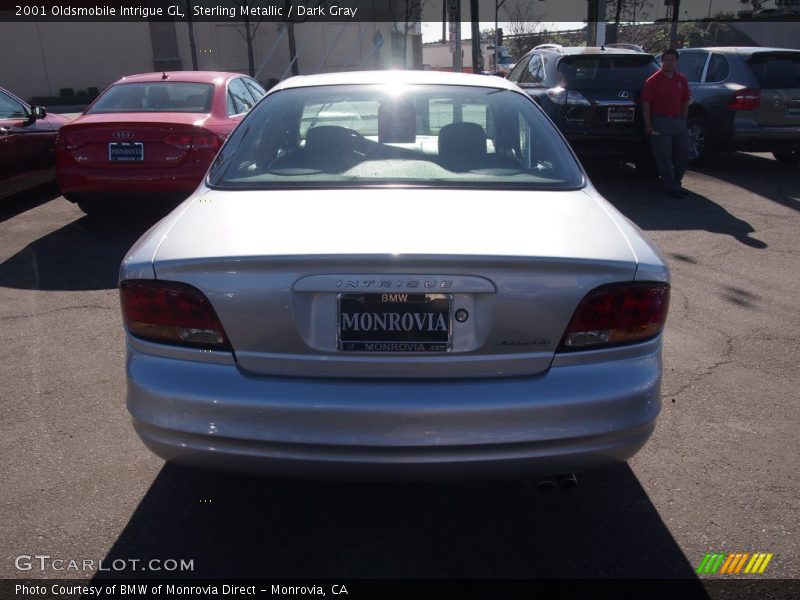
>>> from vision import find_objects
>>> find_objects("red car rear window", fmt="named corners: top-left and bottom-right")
top-left (87, 82), bottom-right (214, 114)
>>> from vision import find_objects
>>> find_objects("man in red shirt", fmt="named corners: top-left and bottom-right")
top-left (642, 48), bottom-right (692, 197)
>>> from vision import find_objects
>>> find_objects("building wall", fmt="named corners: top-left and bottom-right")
top-left (423, 40), bottom-right (492, 71)
top-left (0, 22), bottom-right (156, 100)
top-left (0, 20), bottom-right (421, 102)
top-left (184, 21), bottom-right (414, 79)
top-left (731, 21), bottom-right (800, 50)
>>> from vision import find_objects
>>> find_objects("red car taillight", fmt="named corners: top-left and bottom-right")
top-left (55, 131), bottom-right (86, 150)
top-left (192, 132), bottom-right (224, 150)
top-left (728, 88), bottom-right (761, 111)
top-left (558, 282), bottom-right (670, 351)
top-left (120, 280), bottom-right (231, 351)
top-left (164, 131), bottom-right (224, 151)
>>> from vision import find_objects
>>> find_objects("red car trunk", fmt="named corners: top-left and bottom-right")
top-left (57, 113), bottom-right (221, 169)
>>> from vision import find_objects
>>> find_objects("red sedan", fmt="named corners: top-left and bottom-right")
top-left (1, 86), bottom-right (69, 200)
top-left (56, 71), bottom-right (266, 215)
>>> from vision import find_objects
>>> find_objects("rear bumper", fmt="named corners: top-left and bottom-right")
top-left (728, 120), bottom-right (800, 151)
top-left (126, 339), bottom-right (663, 479)
top-left (56, 157), bottom-right (207, 195)
top-left (562, 133), bottom-right (649, 159)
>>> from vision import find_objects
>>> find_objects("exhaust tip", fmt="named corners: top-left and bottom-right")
top-left (536, 478), bottom-right (557, 492)
top-left (556, 472), bottom-right (579, 490)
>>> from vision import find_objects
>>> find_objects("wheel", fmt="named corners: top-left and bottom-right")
top-left (772, 149), bottom-right (800, 165)
top-left (686, 116), bottom-right (711, 164)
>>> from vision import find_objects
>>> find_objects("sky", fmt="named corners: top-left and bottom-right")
top-left (419, 0), bottom-right (771, 43)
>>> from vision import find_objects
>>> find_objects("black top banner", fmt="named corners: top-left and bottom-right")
top-left (2, 0), bottom-right (798, 23)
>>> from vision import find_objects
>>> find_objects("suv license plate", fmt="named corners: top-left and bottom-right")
top-left (608, 107), bottom-right (635, 123)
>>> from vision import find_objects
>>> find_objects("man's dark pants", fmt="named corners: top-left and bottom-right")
top-left (650, 115), bottom-right (690, 193)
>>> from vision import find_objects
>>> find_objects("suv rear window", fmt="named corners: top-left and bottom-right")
top-left (557, 55), bottom-right (659, 89)
top-left (87, 82), bottom-right (215, 114)
top-left (748, 52), bottom-right (800, 89)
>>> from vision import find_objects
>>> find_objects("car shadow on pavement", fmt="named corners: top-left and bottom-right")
top-left (0, 182), bottom-right (63, 224)
top-left (95, 463), bottom-right (706, 584)
top-left (0, 208), bottom-right (171, 291)
top-left (692, 152), bottom-right (800, 215)
top-left (583, 160), bottom-right (768, 249)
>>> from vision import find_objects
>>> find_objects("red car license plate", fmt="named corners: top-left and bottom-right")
top-left (109, 142), bottom-right (144, 161)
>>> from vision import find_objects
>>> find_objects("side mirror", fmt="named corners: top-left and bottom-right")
top-left (30, 105), bottom-right (47, 121)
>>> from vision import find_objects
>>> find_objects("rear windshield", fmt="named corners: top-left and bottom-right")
top-left (208, 84), bottom-right (584, 190)
top-left (86, 82), bottom-right (214, 114)
top-left (748, 52), bottom-right (800, 89)
top-left (557, 55), bottom-right (659, 89)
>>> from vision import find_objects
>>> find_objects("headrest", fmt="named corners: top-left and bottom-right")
top-left (438, 122), bottom-right (487, 170)
top-left (378, 99), bottom-right (416, 143)
top-left (305, 126), bottom-right (355, 154)
top-left (146, 86), bottom-right (169, 109)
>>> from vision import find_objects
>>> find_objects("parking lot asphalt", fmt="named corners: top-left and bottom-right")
top-left (0, 153), bottom-right (798, 584)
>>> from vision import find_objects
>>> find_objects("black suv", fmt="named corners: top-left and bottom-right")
top-left (677, 47), bottom-right (800, 164)
top-left (507, 44), bottom-right (659, 172)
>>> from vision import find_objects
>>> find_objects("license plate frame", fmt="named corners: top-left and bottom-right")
top-left (337, 292), bottom-right (452, 352)
top-left (607, 107), bottom-right (635, 123)
top-left (108, 142), bottom-right (144, 162)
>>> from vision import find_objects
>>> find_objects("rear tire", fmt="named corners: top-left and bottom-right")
top-left (686, 116), bottom-right (711, 165)
top-left (772, 149), bottom-right (800, 165)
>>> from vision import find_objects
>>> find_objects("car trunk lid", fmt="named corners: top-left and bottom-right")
top-left (60, 113), bottom-right (213, 168)
top-left (555, 53), bottom-right (658, 132)
top-left (747, 51), bottom-right (800, 126)
top-left (149, 188), bottom-right (640, 378)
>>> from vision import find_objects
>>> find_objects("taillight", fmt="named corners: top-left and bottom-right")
top-left (120, 280), bottom-right (231, 350)
top-left (163, 132), bottom-right (194, 150)
top-left (56, 131), bottom-right (85, 150)
top-left (546, 86), bottom-right (592, 107)
top-left (192, 132), bottom-right (224, 150)
top-left (558, 282), bottom-right (670, 351)
top-left (728, 88), bottom-right (761, 111)
top-left (164, 130), bottom-right (224, 151)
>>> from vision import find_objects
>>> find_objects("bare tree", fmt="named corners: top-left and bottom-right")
top-left (280, 1), bottom-right (331, 77)
top-left (607, 0), bottom-right (654, 42)
top-left (172, 1), bottom-right (198, 69)
top-left (212, 0), bottom-right (267, 77)
top-left (503, 0), bottom-right (544, 59)
top-left (390, 0), bottom-right (425, 68)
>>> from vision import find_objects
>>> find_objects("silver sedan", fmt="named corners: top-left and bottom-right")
top-left (120, 70), bottom-right (670, 478)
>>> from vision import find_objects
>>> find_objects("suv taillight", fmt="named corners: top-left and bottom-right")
top-left (728, 88), bottom-right (761, 111)
top-left (120, 280), bottom-right (231, 350)
top-left (558, 282), bottom-right (670, 351)
top-left (546, 86), bottom-right (592, 107)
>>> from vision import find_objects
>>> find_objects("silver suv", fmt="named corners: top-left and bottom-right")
top-left (677, 47), bottom-right (800, 164)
